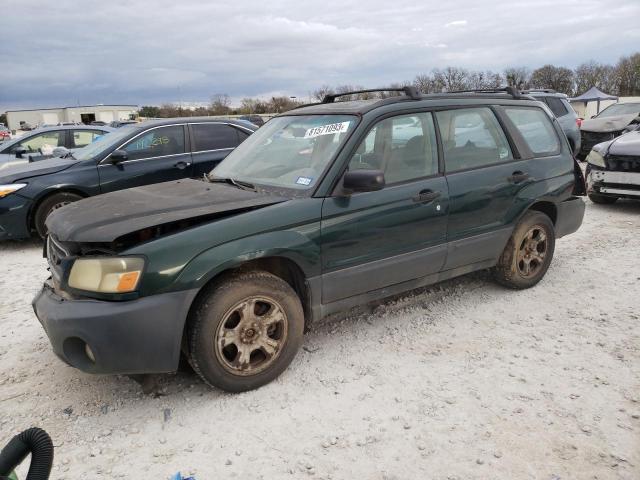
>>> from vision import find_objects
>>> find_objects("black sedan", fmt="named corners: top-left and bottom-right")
top-left (0, 117), bottom-right (256, 240)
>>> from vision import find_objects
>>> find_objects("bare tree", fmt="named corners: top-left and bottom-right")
top-left (504, 67), bottom-right (531, 90)
top-left (615, 53), bottom-right (640, 96)
top-left (574, 61), bottom-right (617, 95)
top-left (210, 93), bottom-right (231, 115)
top-left (530, 65), bottom-right (575, 94)
top-left (269, 96), bottom-right (300, 113)
top-left (468, 70), bottom-right (503, 89)
top-left (312, 85), bottom-right (334, 102)
top-left (433, 67), bottom-right (470, 91)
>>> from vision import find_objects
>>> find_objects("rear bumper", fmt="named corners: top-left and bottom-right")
top-left (33, 281), bottom-right (199, 374)
top-left (555, 197), bottom-right (585, 238)
top-left (587, 168), bottom-right (640, 199)
top-left (0, 194), bottom-right (32, 240)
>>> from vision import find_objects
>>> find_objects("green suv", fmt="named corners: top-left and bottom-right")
top-left (34, 87), bottom-right (586, 392)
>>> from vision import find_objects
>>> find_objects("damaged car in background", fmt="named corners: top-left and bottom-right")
top-left (586, 129), bottom-right (640, 203)
top-left (578, 102), bottom-right (640, 159)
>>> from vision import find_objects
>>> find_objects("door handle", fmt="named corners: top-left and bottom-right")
top-left (174, 161), bottom-right (191, 169)
top-left (507, 171), bottom-right (530, 184)
top-left (413, 189), bottom-right (441, 204)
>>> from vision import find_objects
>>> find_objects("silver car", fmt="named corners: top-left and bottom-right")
top-left (0, 125), bottom-right (114, 166)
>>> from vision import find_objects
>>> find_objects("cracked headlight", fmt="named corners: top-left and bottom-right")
top-left (0, 183), bottom-right (27, 198)
top-left (68, 257), bottom-right (145, 293)
top-left (586, 150), bottom-right (606, 168)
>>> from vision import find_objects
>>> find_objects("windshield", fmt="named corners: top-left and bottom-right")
top-left (72, 125), bottom-right (140, 161)
top-left (597, 103), bottom-right (640, 118)
top-left (212, 114), bottom-right (358, 191)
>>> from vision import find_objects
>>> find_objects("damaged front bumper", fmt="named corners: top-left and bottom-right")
top-left (33, 280), bottom-right (199, 375)
top-left (587, 168), bottom-right (640, 199)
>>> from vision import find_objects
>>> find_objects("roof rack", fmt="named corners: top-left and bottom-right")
top-left (521, 88), bottom-right (557, 94)
top-left (447, 86), bottom-right (525, 99)
top-left (321, 86), bottom-right (421, 103)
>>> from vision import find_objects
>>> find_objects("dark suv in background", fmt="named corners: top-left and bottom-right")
top-left (34, 87), bottom-right (585, 392)
top-left (0, 118), bottom-right (256, 240)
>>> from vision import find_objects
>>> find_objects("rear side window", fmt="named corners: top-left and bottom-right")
top-left (191, 123), bottom-right (241, 152)
top-left (544, 97), bottom-right (569, 117)
top-left (435, 107), bottom-right (513, 172)
top-left (504, 107), bottom-right (560, 156)
top-left (72, 130), bottom-right (106, 148)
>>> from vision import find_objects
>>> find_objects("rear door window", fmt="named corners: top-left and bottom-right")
top-left (191, 123), bottom-right (241, 152)
top-left (544, 97), bottom-right (569, 117)
top-left (435, 107), bottom-right (513, 172)
top-left (71, 130), bottom-right (106, 148)
top-left (504, 107), bottom-right (561, 156)
top-left (122, 125), bottom-right (186, 161)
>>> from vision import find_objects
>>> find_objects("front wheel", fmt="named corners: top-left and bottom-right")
top-left (34, 192), bottom-right (82, 239)
top-left (187, 271), bottom-right (304, 392)
top-left (493, 211), bottom-right (556, 289)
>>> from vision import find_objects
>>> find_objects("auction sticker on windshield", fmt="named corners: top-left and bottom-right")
top-left (304, 121), bottom-right (350, 139)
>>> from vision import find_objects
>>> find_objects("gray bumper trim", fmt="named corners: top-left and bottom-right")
top-left (33, 284), bottom-right (199, 375)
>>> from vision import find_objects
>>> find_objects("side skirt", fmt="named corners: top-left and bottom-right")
top-left (307, 258), bottom-right (496, 322)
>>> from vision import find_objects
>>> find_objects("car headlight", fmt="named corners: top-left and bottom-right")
top-left (68, 257), bottom-right (145, 293)
top-left (586, 150), bottom-right (606, 168)
top-left (0, 183), bottom-right (27, 198)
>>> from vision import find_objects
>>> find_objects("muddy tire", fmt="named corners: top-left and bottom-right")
top-left (588, 193), bottom-right (617, 204)
top-left (493, 211), bottom-right (555, 290)
top-left (34, 192), bottom-right (82, 239)
top-left (187, 271), bottom-right (304, 392)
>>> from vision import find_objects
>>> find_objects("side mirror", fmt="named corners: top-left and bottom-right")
top-left (109, 149), bottom-right (128, 163)
top-left (343, 169), bottom-right (385, 193)
top-left (14, 147), bottom-right (27, 158)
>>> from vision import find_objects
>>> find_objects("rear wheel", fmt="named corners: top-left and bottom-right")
top-left (493, 211), bottom-right (555, 289)
top-left (34, 192), bottom-right (82, 239)
top-left (588, 193), bottom-right (618, 204)
top-left (187, 271), bottom-right (304, 392)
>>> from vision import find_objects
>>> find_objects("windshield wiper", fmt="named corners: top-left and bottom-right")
top-left (208, 176), bottom-right (256, 192)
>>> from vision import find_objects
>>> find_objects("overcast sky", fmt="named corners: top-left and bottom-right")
top-left (1, 0), bottom-right (639, 110)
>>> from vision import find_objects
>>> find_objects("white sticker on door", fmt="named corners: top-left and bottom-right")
top-left (304, 121), bottom-right (350, 139)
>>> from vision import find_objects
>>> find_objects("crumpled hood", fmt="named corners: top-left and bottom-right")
top-left (46, 179), bottom-right (289, 243)
top-left (580, 113), bottom-right (639, 133)
top-left (595, 130), bottom-right (640, 156)
top-left (0, 157), bottom-right (77, 183)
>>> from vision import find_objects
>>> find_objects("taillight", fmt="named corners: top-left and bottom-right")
top-left (576, 118), bottom-right (583, 128)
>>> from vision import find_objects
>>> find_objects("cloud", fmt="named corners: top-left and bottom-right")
top-left (445, 20), bottom-right (468, 27)
top-left (0, 0), bottom-right (638, 110)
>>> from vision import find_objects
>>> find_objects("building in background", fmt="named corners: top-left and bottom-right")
top-left (5, 104), bottom-right (138, 130)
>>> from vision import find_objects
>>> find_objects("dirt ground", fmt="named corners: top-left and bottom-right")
top-left (1, 198), bottom-right (639, 480)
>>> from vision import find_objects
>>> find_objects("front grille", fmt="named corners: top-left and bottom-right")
top-left (47, 235), bottom-right (69, 282)
top-left (607, 155), bottom-right (640, 173)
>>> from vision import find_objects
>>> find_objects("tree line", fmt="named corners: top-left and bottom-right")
top-left (139, 52), bottom-right (640, 117)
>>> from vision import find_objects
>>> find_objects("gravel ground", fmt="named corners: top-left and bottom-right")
top-left (1, 199), bottom-right (639, 480)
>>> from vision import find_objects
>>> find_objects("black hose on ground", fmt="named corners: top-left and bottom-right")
top-left (0, 428), bottom-right (54, 480)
